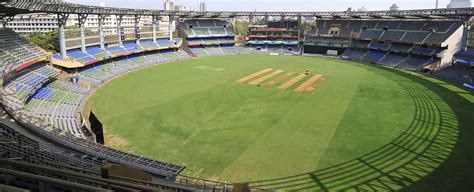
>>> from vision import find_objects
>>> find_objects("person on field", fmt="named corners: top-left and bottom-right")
top-left (305, 69), bottom-right (310, 76)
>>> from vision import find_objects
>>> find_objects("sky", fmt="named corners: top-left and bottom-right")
top-left (64, 0), bottom-right (456, 12)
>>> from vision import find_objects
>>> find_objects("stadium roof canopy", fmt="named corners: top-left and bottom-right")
top-left (2, 0), bottom-right (474, 19)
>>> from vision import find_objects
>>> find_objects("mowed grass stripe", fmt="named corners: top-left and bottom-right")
top-left (249, 70), bottom-right (284, 85)
top-left (236, 68), bottom-right (273, 83)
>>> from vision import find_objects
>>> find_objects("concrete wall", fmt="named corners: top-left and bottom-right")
top-left (439, 25), bottom-right (464, 69)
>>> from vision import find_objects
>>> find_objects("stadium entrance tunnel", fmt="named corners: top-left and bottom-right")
top-left (245, 65), bottom-right (472, 191)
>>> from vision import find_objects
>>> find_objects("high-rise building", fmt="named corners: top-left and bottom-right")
top-left (199, 1), bottom-right (207, 12)
top-left (4, 14), bottom-right (60, 35)
top-left (164, 0), bottom-right (174, 11)
top-left (389, 4), bottom-right (400, 11)
top-left (3, 14), bottom-right (176, 36)
top-left (447, 0), bottom-right (472, 8)
top-left (357, 6), bottom-right (367, 12)
top-left (174, 5), bottom-right (190, 11)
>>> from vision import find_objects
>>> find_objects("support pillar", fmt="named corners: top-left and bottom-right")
top-left (297, 15), bottom-right (303, 55)
top-left (134, 15), bottom-right (141, 44)
top-left (57, 13), bottom-right (69, 58)
top-left (297, 15), bottom-right (303, 40)
top-left (249, 15), bottom-right (254, 26)
top-left (152, 15), bottom-right (159, 44)
top-left (264, 14), bottom-right (269, 23)
top-left (78, 14), bottom-right (88, 53)
top-left (98, 14), bottom-right (107, 49)
top-left (461, 17), bottom-right (470, 51)
top-left (116, 15), bottom-right (124, 47)
top-left (168, 15), bottom-right (174, 42)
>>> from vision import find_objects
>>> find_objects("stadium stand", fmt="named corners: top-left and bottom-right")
top-left (246, 20), bottom-right (301, 55)
top-left (2, 81), bottom-right (186, 179)
top-left (221, 45), bottom-right (239, 55)
top-left (433, 64), bottom-right (473, 85)
top-left (377, 53), bottom-right (407, 67)
top-left (0, 123), bottom-right (102, 174)
top-left (180, 19), bottom-right (237, 57)
top-left (0, 29), bottom-right (48, 78)
top-left (57, 38), bottom-right (180, 65)
top-left (359, 30), bottom-right (383, 39)
top-left (4, 64), bottom-right (60, 102)
top-left (401, 31), bottom-right (429, 43)
top-left (0, 123), bottom-right (210, 191)
top-left (0, 1), bottom-right (473, 191)
top-left (24, 80), bottom-right (89, 139)
top-left (351, 40), bottom-right (371, 49)
top-left (368, 43), bottom-right (390, 51)
top-left (341, 49), bottom-right (367, 61)
top-left (454, 50), bottom-right (474, 64)
top-left (305, 19), bottom-right (463, 71)
top-left (362, 50), bottom-right (386, 63)
top-left (390, 43), bottom-right (413, 53)
top-left (398, 55), bottom-right (434, 71)
top-left (411, 47), bottom-right (436, 55)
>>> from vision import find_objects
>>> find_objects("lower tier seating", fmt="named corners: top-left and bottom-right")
top-left (24, 80), bottom-right (89, 139)
top-left (433, 65), bottom-right (473, 85)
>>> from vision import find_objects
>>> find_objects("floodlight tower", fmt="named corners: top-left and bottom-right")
top-left (436, 0), bottom-right (439, 9)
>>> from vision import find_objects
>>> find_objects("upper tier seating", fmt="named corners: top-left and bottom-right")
top-left (0, 29), bottom-right (47, 78)
top-left (359, 30), bottom-right (383, 39)
top-left (390, 43), bottom-right (413, 53)
top-left (181, 19), bottom-right (236, 51)
top-left (307, 20), bottom-right (462, 45)
top-left (411, 47), bottom-right (436, 55)
top-left (400, 32), bottom-right (429, 43)
top-left (368, 43), bottom-right (390, 50)
top-left (351, 40), bottom-right (370, 48)
top-left (381, 31), bottom-right (405, 41)
top-left (181, 19), bottom-right (235, 38)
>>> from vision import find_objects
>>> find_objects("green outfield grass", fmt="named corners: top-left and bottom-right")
top-left (87, 55), bottom-right (474, 191)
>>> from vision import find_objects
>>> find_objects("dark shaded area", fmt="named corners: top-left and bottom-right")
top-left (303, 45), bottom-right (346, 55)
top-left (89, 112), bottom-right (104, 145)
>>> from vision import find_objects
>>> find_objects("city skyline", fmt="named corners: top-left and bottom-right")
top-left (63, 0), bottom-right (462, 11)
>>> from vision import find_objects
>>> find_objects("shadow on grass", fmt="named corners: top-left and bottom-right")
top-left (246, 65), bottom-right (474, 191)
